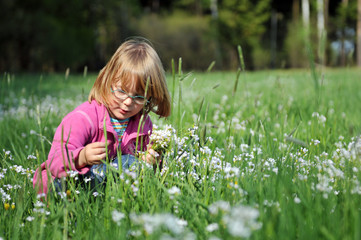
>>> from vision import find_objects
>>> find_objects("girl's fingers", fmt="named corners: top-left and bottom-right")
top-left (87, 153), bottom-right (107, 165)
top-left (150, 149), bottom-right (160, 157)
top-left (143, 149), bottom-right (160, 164)
top-left (82, 141), bottom-right (112, 166)
top-left (92, 147), bottom-right (107, 155)
top-left (93, 142), bottom-right (107, 148)
top-left (90, 140), bottom-right (112, 148)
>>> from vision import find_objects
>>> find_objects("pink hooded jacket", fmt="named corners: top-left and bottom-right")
top-left (33, 100), bottom-right (152, 194)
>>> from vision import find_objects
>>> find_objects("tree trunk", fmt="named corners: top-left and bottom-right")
top-left (270, 10), bottom-right (278, 68)
top-left (317, 0), bottom-right (324, 41)
top-left (302, 0), bottom-right (310, 30)
top-left (340, 0), bottom-right (348, 66)
top-left (324, 0), bottom-right (329, 28)
top-left (324, 0), bottom-right (329, 65)
top-left (293, 0), bottom-right (300, 23)
top-left (317, 0), bottom-right (325, 65)
top-left (357, 0), bottom-right (361, 67)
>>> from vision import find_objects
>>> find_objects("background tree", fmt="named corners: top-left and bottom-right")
top-left (357, 0), bottom-right (361, 66)
top-left (217, 0), bottom-right (271, 69)
top-left (0, 0), bottom-right (360, 72)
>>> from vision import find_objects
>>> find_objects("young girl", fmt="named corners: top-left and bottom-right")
top-left (33, 38), bottom-right (171, 194)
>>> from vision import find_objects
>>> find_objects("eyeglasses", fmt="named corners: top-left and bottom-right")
top-left (111, 88), bottom-right (149, 105)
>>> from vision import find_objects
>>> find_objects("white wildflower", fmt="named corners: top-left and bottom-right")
top-left (223, 205), bottom-right (261, 238)
top-left (112, 210), bottom-right (125, 225)
top-left (206, 223), bottom-right (219, 232)
top-left (167, 186), bottom-right (181, 196)
top-left (294, 197), bottom-right (301, 204)
top-left (26, 216), bottom-right (35, 222)
top-left (209, 201), bottom-right (231, 215)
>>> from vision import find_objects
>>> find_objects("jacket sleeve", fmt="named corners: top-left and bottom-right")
top-left (46, 110), bottom-right (94, 178)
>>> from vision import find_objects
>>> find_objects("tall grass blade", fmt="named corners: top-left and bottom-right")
top-left (197, 97), bottom-right (205, 125)
top-left (207, 61), bottom-right (216, 72)
top-left (83, 66), bottom-right (88, 78)
top-left (238, 45), bottom-right (245, 71)
top-left (306, 39), bottom-right (320, 98)
top-left (285, 136), bottom-right (308, 148)
top-left (233, 69), bottom-right (241, 97)
top-left (177, 58), bottom-right (183, 132)
top-left (171, 58), bottom-right (176, 109)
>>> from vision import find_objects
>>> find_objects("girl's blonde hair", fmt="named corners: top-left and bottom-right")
top-left (89, 38), bottom-right (171, 117)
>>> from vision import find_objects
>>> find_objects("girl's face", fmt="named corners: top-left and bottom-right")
top-left (108, 82), bottom-right (145, 120)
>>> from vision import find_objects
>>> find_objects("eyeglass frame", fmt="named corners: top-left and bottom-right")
top-left (110, 87), bottom-right (149, 105)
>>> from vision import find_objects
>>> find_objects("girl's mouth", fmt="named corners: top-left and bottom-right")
top-left (119, 108), bottom-right (129, 114)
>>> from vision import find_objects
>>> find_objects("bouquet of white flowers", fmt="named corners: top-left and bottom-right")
top-left (150, 124), bottom-right (176, 153)
top-left (136, 124), bottom-right (176, 170)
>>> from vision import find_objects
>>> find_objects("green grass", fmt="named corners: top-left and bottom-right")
top-left (1, 68), bottom-right (361, 239)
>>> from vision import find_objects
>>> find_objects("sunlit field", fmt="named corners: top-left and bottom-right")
top-left (1, 67), bottom-right (361, 239)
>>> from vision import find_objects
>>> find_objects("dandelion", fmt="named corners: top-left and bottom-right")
top-left (4, 203), bottom-right (10, 210)
top-left (11, 203), bottom-right (15, 210)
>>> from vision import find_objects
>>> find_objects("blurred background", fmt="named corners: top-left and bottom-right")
top-left (1, 0), bottom-right (360, 72)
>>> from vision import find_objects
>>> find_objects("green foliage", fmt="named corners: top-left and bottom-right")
top-left (0, 0), bottom-right (141, 72)
top-left (136, 12), bottom-right (218, 71)
top-left (173, 0), bottom-right (211, 15)
top-left (217, 0), bottom-right (271, 69)
top-left (284, 21), bottom-right (308, 68)
top-left (1, 0), bottom-right (361, 71)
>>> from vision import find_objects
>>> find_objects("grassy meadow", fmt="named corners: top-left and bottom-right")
top-left (0, 67), bottom-right (361, 239)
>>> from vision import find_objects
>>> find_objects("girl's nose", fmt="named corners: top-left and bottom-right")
top-left (123, 96), bottom-right (133, 105)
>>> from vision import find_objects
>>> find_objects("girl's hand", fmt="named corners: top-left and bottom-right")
top-left (77, 141), bottom-right (110, 168)
top-left (141, 146), bottom-right (160, 165)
